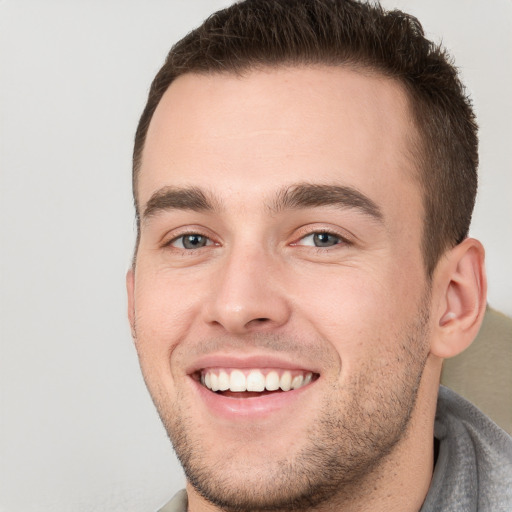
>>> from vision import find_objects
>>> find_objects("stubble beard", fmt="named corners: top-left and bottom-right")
top-left (151, 305), bottom-right (431, 512)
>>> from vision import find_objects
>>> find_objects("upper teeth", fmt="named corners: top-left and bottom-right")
top-left (201, 369), bottom-right (313, 393)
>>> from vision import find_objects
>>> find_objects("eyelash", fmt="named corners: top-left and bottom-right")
top-left (291, 228), bottom-right (351, 249)
top-left (164, 230), bottom-right (217, 251)
top-left (163, 227), bottom-right (351, 252)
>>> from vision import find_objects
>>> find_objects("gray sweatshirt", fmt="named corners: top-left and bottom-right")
top-left (159, 386), bottom-right (512, 511)
top-left (421, 386), bottom-right (512, 511)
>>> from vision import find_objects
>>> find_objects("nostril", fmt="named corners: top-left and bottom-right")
top-left (245, 318), bottom-right (271, 328)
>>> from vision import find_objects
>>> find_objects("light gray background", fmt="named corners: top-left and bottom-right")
top-left (1, 1), bottom-right (510, 511)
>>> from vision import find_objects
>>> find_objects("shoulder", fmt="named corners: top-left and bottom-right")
top-left (436, 385), bottom-right (512, 454)
top-left (422, 386), bottom-right (512, 511)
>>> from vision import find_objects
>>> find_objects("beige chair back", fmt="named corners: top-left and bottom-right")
top-left (441, 307), bottom-right (512, 435)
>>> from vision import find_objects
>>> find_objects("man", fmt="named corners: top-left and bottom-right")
top-left (126, 0), bottom-right (512, 510)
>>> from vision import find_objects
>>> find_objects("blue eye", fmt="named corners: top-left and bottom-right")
top-left (171, 234), bottom-right (212, 249)
top-left (299, 232), bottom-right (341, 247)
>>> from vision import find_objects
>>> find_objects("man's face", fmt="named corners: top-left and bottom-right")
top-left (128, 66), bottom-right (434, 509)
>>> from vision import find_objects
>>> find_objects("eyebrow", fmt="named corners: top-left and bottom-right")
top-left (141, 182), bottom-right (383, 223)
top-left (270, 183), bottom-right (383, 221)
top-left (142, 186), bottom-right (222, 221)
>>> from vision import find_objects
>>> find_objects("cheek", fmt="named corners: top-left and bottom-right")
top-left (133, 271), bottom-right (202, 369)
top-left (291, 264), bottom-right (425, 359)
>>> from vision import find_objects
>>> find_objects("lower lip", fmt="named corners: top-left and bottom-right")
top-left (191, 378), bottom-right (316, 420)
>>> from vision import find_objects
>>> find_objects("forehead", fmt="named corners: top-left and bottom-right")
top-left (139, 65), bottom-right (421, 221)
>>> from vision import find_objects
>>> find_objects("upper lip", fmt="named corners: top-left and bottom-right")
top-left (186, 353), bottom-right (321, 375)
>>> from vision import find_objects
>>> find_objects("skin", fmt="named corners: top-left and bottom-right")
top-left (127, 66), bottom-right (486, 511)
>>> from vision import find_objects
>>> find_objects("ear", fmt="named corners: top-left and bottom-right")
top-left (430, 238), bottom-right (487, 359)
top-left (126, 267), bottom-right (136, 339)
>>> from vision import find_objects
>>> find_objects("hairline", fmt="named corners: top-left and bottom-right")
top-left (133, 61), bottom-right (424, 206)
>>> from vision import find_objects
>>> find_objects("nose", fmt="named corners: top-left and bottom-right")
top-left (202, 243), bottom-right (291, 334)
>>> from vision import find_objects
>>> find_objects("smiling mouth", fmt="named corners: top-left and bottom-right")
top-left (195, 368), bottom-right (318, 398)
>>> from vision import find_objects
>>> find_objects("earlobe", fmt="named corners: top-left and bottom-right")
top-left (430, 238), bottom-right (487, 359)
top-left (126, 268), bottom-right (136, 339)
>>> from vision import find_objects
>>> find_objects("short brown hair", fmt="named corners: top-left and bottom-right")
top-left (133, 0), bottom-right (478, 276)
